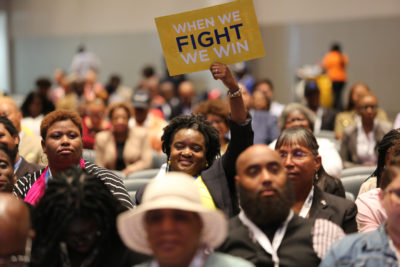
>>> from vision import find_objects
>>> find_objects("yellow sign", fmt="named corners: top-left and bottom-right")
top-left (155, 0), bottom-right (265, 76)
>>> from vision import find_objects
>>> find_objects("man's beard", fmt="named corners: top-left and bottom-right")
top-left (238, 179), bottom-right (295, 229)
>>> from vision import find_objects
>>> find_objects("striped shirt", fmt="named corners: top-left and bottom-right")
top-left (13, 160), bottom-right (134, 209)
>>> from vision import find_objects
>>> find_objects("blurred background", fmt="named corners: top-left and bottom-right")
top-left (0, 0), bottom-right (399, 118)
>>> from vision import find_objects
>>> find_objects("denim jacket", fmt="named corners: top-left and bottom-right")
top-left (320, 224), bottom-right (399, 267)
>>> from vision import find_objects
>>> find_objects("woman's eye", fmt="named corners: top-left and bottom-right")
top-left (0, 161), bottom-right (9, 169)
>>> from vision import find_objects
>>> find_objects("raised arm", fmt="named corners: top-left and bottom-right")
top-left (210, 62), bottom-right (247, 124)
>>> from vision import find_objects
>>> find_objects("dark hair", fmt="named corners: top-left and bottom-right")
top-left (161, 114), bottom-right (220, 167)
top-left (31, 167), bottom-right (125, 266)
top-left (193, 99), bottom-right (230, 128)
top-left (20, 92), bottom-right (44, 117)
top-left (253, 79), bottom-right (274, 93)
top-left (40, 110), bottom-right (82, 140)
top-left (372, 129), bottom-right (400, 187)
top-left (331, 43), bottom-right (342, 53)
top-left (379, 155), bottom-right (400, 190)
top-left (107, 102), bottom-right (132, 119)
top-left (0, 116), bottom-right (19, 138)
top-left (346, 83), bottom-right (370, 111)
top-left (0, 143), bottom-right (14, 166)
top-left (35, 78), bottom-right (52, 89)
top-left (142, 66), bottom-right (155, 78)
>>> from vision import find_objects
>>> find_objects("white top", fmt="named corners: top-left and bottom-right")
top-left (356, 120), bottom-right (377, 164)
top-left (269, 101), bottom-right (285, 118)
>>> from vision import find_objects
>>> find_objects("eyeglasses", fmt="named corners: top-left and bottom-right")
top-left (384, 188), bottom-right (400, 198)
top-left (279, 150), bottom-right (312, 160)
top-left (359, 105), bottom-right (378, 111)
top-left (0, 237), bottom-right (31, 267)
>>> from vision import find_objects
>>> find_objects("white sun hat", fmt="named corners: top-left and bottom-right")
top-left (117, 172), bottom-right (227, 255)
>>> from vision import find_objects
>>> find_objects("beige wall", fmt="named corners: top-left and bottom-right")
top-left (10, 0), bottom-right (400, 36)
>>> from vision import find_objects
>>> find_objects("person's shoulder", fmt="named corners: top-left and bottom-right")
top-left (322, 190), bottom-right (355, 208)
top-left (328, 228), bottom-right (377, 255)
top-left (209, 252), bottom-right (255, 267)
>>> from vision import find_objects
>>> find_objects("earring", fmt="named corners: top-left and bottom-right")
top-left (168, 160), bottom-right (171, 165)
top-left (314, 172), bottom-right (319, 181)
top-left (205, 162), bottom-right (209, 167)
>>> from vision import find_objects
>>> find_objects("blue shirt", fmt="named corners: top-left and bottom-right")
top-left (320, 224), bottom-right (398, 267)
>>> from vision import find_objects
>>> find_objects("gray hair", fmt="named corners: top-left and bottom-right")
top-left (275, 127), bottom-right (319, 157)
top-left (278, 103), bottom-right (316, 132)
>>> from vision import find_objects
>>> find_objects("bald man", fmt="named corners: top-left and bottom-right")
top-left (0, 96), bottom-right (45, 165)
top-left (218, 144), bottom-right (345, 266)
top-left (177, 81), bottom-right (196, 116)
top-left (0, 193), bottom-right (32, 266)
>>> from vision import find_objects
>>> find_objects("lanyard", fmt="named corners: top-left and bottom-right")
top-left (239, 210), bottom-right (294, 267)
top-left (298, 186), bottom-right (314, 218)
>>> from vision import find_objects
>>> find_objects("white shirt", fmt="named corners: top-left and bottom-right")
top-left (356, 119), bottom-right (377, 164)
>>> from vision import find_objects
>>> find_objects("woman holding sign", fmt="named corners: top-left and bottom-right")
top-left (135, 63), bottom-right (253, 218)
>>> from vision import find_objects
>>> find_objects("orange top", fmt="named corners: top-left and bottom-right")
top-left (322, 51), bottom-right (348, 82)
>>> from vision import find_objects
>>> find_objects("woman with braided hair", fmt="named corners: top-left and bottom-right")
top-left (135, 62), bottom-right (254, 218)
top-left (30, 167), bottom-right (148, 267)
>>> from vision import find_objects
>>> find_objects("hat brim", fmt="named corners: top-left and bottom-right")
top-left (117, 197), bottom-right (227, 255)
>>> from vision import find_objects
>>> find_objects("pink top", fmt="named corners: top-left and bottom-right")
top-left (355, 188), bottom-right (387, 232)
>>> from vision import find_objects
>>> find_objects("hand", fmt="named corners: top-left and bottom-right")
top-left (210, 62), bottom-right (240, 92)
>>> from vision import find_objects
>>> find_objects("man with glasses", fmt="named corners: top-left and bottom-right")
top-left (321, 156), bottom-right (400, 266)
top-left (0, 193), bottom-right (32, 267)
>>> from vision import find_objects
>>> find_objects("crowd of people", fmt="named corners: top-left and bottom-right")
top-left (0, 52), bottom-right (399, 266)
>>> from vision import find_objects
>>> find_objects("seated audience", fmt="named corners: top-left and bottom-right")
top-left (334, 83), bottom-right (389, 139)
top-left (176, 81), bottom-right (197, 116)
top-left (253, 79), bottom-right (285, 117)
top-left (20, 92), bottom-right (44, 137)
top-left (321, 158), bottom-right (400, 266)
top-left (359, 129), bottom-right (400, 194)
top-left (30, 167), bottom-right (147, 267)
top-left (0, 193), bottom-right (33, 266)
top-left (118, 172), bottom-right (254, 267)
top-left (82, 70), bottom-right (108, 102)
top-left (240, 83), bottom-right (280, 145)
top-left (106, 74), bottom-right (133, 104)
top-left (0, 96), bottom-right (45, 165)
top-left (159, 80), bottom-right (181, 120)
top-left (275, 127), bottom-right (357, 233)
top-left (35, 77), bottom-right (55, 115)
top-left (356, 151), bottom-right (400, 232)
top-left (135, 63), bottom-right (253, 218)
top-left (252, 90), bottom-right (269, 111)
top-left (270, 103), bottom-right (343, 179)
top-left (95, 102), bottom-right (152, 176)
top-left (129, 89), bottom-right (168, 153)
top-left (0, 143), bottom-right (15, 192)
top-left (193, 98), bottom-right (231, 154)
top-left (82, 98), bottom-right (111, 149)
top-left (340, 92), bottom-right (391, 168)
top-left (304, 80), bottom-right (337, 133)
top-left (13, 110), bottom-right (133, 209)
top-left (218, 144), bottom-right (345, 266)
top-left (0, 116), bottom-right (42, 180)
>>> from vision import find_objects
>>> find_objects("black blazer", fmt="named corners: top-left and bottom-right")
top-left (15, 156), bottom-right (43, 180)
top-left (309, 186), bottom-right (357, 234)
top-left (136, 117), bottom-right (254, 218)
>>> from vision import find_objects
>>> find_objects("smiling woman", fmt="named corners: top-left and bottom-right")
top-left (135, 62), bottom-right (254, 218)
top-left (13, 110), bottom-right (133, 209)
